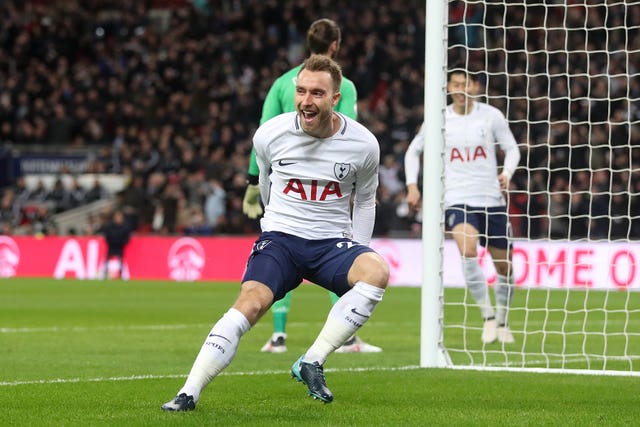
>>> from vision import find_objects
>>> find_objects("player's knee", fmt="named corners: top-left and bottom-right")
top-left (491, 258), bottom-right (511, 276)
top-left (351, 253), bottom-right (390, 288)
top-left (235, 281), bottom-right (274, 324)
top-left (494, 264), bottom-right (510, 277)
top-left (461, 248), bottom-right (478, 258)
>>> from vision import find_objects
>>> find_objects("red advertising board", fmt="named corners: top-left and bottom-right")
top-left (0, 235), bottom-right (256, 281)
top-left (1, 235), bottom-right (638, 289)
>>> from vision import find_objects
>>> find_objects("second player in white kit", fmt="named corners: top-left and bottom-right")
top-left (405, 68), bottom-right (520, 344)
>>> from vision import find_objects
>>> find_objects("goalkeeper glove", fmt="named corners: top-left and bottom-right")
top-left (242, 184), bottom-right (263, 219)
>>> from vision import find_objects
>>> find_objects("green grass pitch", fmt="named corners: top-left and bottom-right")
top-left (2, 278), bottom-right (640, 426)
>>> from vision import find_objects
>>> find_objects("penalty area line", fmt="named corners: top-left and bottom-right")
top-left (0, 365), bottom-right (422, 387)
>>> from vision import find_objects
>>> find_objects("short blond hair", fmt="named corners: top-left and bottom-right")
top-left (299, 54), bottom-right (342, 93)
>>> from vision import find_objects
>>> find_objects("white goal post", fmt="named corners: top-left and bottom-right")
top-left (421, 0), bottom-right (640, 376)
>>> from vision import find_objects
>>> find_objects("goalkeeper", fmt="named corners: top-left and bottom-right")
top-left (404, 67), bottom-right (520, 344)
top-left (243, 18), bottom-right (382, 354)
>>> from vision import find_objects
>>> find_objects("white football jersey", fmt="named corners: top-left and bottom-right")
top-left (253, 112), bottom-right (380, 241)
top-left (405, 102), bottom-right (519, 207)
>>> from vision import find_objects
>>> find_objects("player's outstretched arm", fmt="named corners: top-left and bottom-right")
top-left (404, 123), bottom-right (425, 210)
top-left (242, 149), bottom-right (263, 219)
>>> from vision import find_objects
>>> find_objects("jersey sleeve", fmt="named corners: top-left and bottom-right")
top-left (404, 123), bottom-right (425, 185)
top-left (492, 111), bottom-right (520, 177)
top-left (352, 140), bottom-right (379, 246)
top-left (252, 129), bottom-right (271, 204)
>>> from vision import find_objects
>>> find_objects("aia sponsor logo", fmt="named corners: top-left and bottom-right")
top-left (283, 179), bottom-right (343, 201)
top-left (449, 145), bottom-right (487, 162)
top-left (0, 236), bottom-right (19, 278)
top-left (168, 238), bottom-right (206, 281)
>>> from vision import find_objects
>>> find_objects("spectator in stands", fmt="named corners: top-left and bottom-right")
top-left (47, 104), bottom-right (75, 144)
top-left (30, 205), bottom-right (57, 236)
top-left (45, 178), bottom-right (70, 213)
top-left (2, 186), bottom-right (23, 227)
top-left (68, 177), bottom-right (87, 209)
top-left (608, 187), bottom-right (631, 240)
top-left (0, 191), bottom-right (17, 228)
top-left (203, 177), bottom-right (227, 231)
top-left (85, 178), bottom-right (108, 204)
top-left (27, 180), bottom-right (47, 204)
top-left (98, 210), bottom-right (131, 280)
top-left (11, 176), bottom-right (31, 207)
top-left (119, 174), bottom-right (148, 231)
top-left (182, 205), bottom-right (213, 236)
top-left (152, 175), bottom-right (183, 234)
top-left (378, 154), bottom-right (405, 197)
top-left (0, 220), bottom-right (11, 235)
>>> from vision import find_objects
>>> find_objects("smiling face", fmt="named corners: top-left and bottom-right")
top-left (447, 71), bottom-right (478, 114)
top-left (295, 68), bottom-right (341, 138)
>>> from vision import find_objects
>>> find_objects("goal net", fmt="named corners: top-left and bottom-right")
top-left (422, 0), bottom-right (640, 375)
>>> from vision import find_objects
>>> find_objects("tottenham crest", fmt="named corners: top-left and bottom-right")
top-left (334, 163), bottom-right (351, 180)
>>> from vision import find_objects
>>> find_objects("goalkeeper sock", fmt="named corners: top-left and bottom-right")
top-left (303, 281), bottom-right (384, 365)
top-left (329, 291), bottom-right (340, 305)
top-left (495, 274), bottom-right (515, 325)
top-left (179, 308), bottom-right (250, 402)
top-left (462, 257), bottom-right (495, 320)
top-left (271, 291), bottom-right (292, 335)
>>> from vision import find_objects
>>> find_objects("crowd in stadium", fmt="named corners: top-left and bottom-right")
top-left (0, 0), bottom-right (638, 240)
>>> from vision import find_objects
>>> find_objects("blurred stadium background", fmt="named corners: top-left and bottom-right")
top-left (1, 0), bottom-right (636, 241)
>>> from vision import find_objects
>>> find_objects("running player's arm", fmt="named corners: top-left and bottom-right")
top-left (352, 141), bottom-right (380, 246)
top-left (404, 123), bottom-right (425, 209)
top-left (492, 111), bottom-right (520, 189)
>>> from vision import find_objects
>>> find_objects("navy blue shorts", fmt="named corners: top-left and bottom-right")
top-left (242, 231), bottom-right (375, 302)
top-left (445, 204), bottom-right (512, 250)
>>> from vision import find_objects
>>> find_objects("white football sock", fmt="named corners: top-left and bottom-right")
top-left (495, 273), bottom-right (514, 325)
top-left (462, 257), bottom-right (495, 320)
top-left (179, 308), bottom-right (250, 402)
top-left (303, 281), bottom-right (385, 365)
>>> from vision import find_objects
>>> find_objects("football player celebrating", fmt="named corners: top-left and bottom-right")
top-left (162, 55), bottom-right (388, 411)
top-left (243, 18), bottom-right (381, 355)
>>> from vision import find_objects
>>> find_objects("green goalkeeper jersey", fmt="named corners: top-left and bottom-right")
top-left (247, 63), bottom-right (358, 176)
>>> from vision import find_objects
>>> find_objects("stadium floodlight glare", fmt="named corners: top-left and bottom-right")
top-left (422, 0), bottom-right (640, 376)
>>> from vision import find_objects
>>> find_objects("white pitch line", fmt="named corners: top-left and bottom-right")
top-left (0, 321), bottom-right (404, 334)
top-left (0, 365), bottom-right (422, 387)
top-left (4, 362), bottom-right (640, 387)
top-left (0, 324), bottom-right (211, 334)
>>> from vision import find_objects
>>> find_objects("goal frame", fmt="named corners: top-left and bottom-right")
top-left (420, 0), bottom-right (640, 377)
top-left (420, 0), bottom-right (448, 368)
